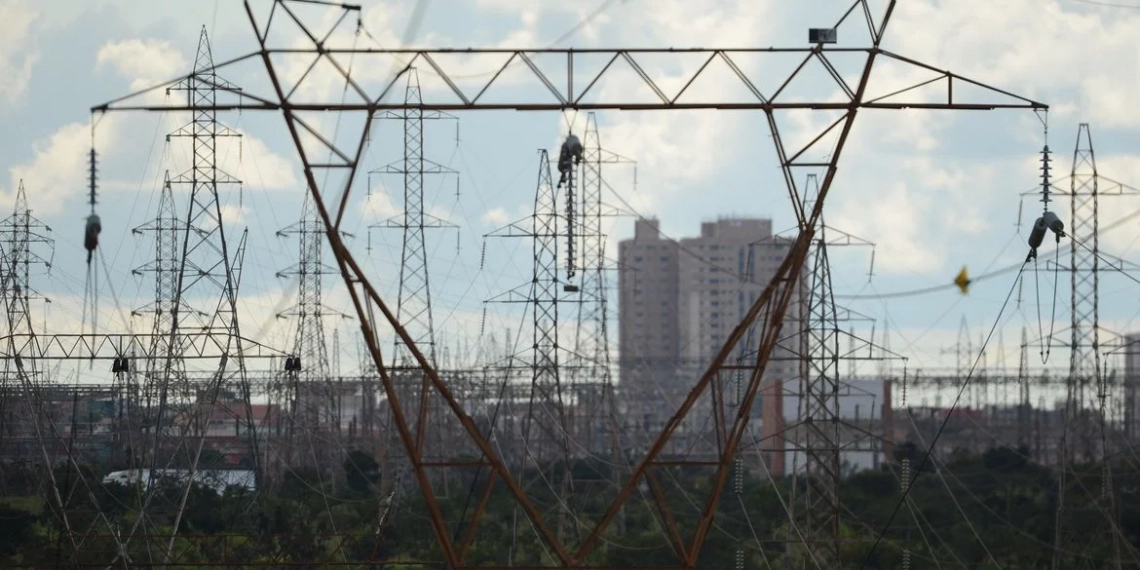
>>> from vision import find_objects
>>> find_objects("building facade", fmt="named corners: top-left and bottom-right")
top-left (618, 217), bottom-right (796, 435)
top-left (1124, 333), bottom-right (1140, 440)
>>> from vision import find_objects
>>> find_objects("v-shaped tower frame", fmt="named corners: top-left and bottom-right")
top-left (91, 1), bottom-right (1046, 567)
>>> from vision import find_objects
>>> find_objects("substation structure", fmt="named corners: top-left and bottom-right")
top-left (68, 0), bottom-right (1049, 567)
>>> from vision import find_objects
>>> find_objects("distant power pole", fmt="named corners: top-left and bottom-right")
top-left (131, 172), bottom-right (186, 469)
top-left (370, 68), bottom-right (457, 368)
top-left (368, 67), bottom-right (457, 490)
top-left (277, 194), bottom-right (345, 462)
top-left (0, 181), bottom-right (54, 339)
top-left (1067, 124), bottom-right (1099, 462)
top-left (1053, 124), bottom-right (1124, 570)
top-left (156, 27), bottom-right (259, 560)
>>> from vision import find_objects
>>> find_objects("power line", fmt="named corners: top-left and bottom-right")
top-left (838, 203), bottom-right (1140, 300)
top-left (857, 261), bottom-right (1029, 570)
top-left (1072, 0), bottom-right (1140, 8)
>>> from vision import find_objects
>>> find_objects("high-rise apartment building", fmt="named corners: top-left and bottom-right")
top-left (1124, 333), bottom-right (1140, 440)
top-left (618, 217), bottom-right (894, 476)
top-left (618, 217), bottom-right (795, 430)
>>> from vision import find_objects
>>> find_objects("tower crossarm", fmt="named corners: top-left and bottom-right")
top-left (0, 332), bottom-right (285, 361)
top-left (93, 49), bottom-right (1046, 114)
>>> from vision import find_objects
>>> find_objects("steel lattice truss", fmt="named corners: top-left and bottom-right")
top-left (366, 67), bottom-right (460, 492)
top-left (1051, 125), bottom-right (1125, 570)
top-left (85, 0), bottom-right (1047, 568)
top-left (276, 195), bottom-right (345, 460)
top-left (570, 113), bottom-right (631, 458)
top-left (369, 68), bottom-right (458, 366)
top-left (792, 233), bottom-right (843, 567)
top-left (486, 150), bottom-right (575, 467)
top-left (1067, 124), bottom-right (1100, 462)
top-left (0, 182), bottom-right (53, 331)
top-left (132, 174), bottom-right (191, 414)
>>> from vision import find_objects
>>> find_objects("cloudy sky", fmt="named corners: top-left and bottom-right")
top-left (2, 0), bottom-right (1139, 399)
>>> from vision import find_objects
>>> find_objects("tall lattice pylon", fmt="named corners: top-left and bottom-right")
top-left (164, 25), bottom-right (254, 448)
top-left (572, 113), bottom-right (629, 456)
top-left (792, 227), bottom-right (842, 568)
top-left (781, 174), bottom-right (882, 569)
top-left (1053, 123), bottom-right (1123, 570)
top-left (0, 181), bottom-right (53, 339)
top-left (370, 67), bottom-right (456, 367)
top-left (277, 194), bottom-right (343, 463)
top-left (485, 149), bottom-right (578, 543)
top-left (0, 183), bottom-right (90, 562)
top-left (131, 171), bottom-right (189, 472)
top-left (368, 67), bottom-right (456, 489)
top-left (486, 150), bottom-right (570, 461)
top-left (1066, 123), bottom-right (1099, 462)
top-left (142, 26), bottom-right (259, 563)
top-left (0, 182), bottom-right (55, 459)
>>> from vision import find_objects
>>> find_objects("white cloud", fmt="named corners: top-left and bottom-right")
top-left (363, 192), bottom-right (400, 220)
top-left (884, 0), bottom-right (1140, 126)
top-left (210, 128), bottom-right (299, 192)
top-left (4, 119), bottom-right (120, 216)
top-left (481, 207), bottom-right (510, 226)
top-left (829, 178), bottom-right (939, 274)
top-left (0, 0), bottom-right (40, 104)
top-left (94, 38), bottom-right (299, 194)
top-left (96, 38), bottom-right (187, 92)
top-left (219, 203), bottom-right (248, 227)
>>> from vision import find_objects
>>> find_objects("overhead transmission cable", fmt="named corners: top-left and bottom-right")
top-left (856, 260), bottom-right (1029, 570)
top-left (1032, 119), bottom-right (1061, 364)
top-left (838, 201), bottom-right (1140, 300)
top-left (1071, 0), bottom-right (1140, 8)
top-left (358, 0), bottom-right (624, 79)
top-left (860, 114), bottom-right (1069, 569)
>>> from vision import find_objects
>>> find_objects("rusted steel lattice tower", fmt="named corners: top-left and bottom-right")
top-left (89, 1), bottom-right (1046, 567)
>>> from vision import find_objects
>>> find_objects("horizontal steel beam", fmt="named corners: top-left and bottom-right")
top-left (0, 333), bottom-right (285, 361)
top-left (91, 48), bottom-right (1047, 114)
top-left (95, 102), bottom-right (1042, 112)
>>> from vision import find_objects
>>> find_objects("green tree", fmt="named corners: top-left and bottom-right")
top-left (344, 450), bottom-right (380, 495)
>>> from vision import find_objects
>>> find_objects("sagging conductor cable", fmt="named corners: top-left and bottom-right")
top-left (857, 259), bottom-right (1029, 570)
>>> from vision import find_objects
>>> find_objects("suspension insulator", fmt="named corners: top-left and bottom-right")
top-left (84, 214), bottom-right (102, 263)
top-left (1041, 210), bottom-right (1065, 239)
top-left (1028, 217), bottom-right (1047, 250)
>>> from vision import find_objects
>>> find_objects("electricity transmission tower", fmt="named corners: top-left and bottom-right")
top-left (1052, 124), bottom-right (1125, 570)
top-left (794, 228), bottom-right (843, 566)
top-left (161, 24), bottom-right (258, 468)
top-left (572, 113), bottom-right (634, 456)
top-left (0, 181), bottom-right (55, 459)
top-left (130, 171), bottom-right (190, 474)
top-left (91, 1), bottom-right (1045, 566)
top-left (781, 174), bottom-right (881, 568)
top-left (276, 194), bottom-right (345, 467)
top-left (370, 67), bottom-right (457, 368)
top-left (1067, 124), bottom-right (1100, 462)
top-left (368, 67), bottom-right (457, 490)
top-left (486, 150), bottom-right (575, 469)
top-left (0, 181), bottom-right (53, 340)
top-left (0, 182), bottom-right (97, 565)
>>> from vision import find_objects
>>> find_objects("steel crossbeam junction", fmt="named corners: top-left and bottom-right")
top-left (89, 0), bottom-right (1045, 568)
